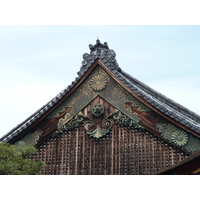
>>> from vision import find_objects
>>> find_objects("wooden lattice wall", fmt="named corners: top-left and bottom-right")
top-left (33, 125), bottom-right (189, 175)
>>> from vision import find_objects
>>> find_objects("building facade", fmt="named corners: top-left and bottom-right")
top-left (1, 40), bottom-right (200, 175)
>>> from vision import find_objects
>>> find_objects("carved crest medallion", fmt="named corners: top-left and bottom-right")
top-left (89, 74), bottom-right (108, 91)
top-left (92, 104), bottom-right (105, 117)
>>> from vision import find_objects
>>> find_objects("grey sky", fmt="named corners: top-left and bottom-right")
top-left (0, 25), bottom-right (200, 138)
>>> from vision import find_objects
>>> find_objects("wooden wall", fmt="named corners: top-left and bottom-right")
top-left (33, 125), bottom-right (189, 175)
top-left (31, 96), bottom-right (190, 175)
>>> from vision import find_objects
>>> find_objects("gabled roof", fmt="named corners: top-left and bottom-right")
top-left (1, 39), bottom-right (200, 143)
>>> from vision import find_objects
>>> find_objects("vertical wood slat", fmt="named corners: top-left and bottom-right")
top-left (63, 135), bottom-right (66, 174)
top-left (104, 136), bottom-right (106, 174)
top-left (118, 126), bottom-right (121, 174)
top-left (114, 125), bottom-right (117, 174)
top-left (34, 125), bottom-right (190, 175)
top-left (89, 136), bottom-right (92, 175)
top-left (32, 96), bottom-right (190, 175)
top-left (111, 126), bottom-right (114, 175)
top-left (144, 132), bottom-right (147, 174)
top-left (62, 133), bottom-right (66, 174)
top-left (82, 127), bottom-right (85, 175)
top-left (68, 131), bottom-right (71, 175)
top-left (57, 135), bottom-right (61, 174)
top-left (92, 138), bottom-right (96, 175)
top-left (75, 129), bottom-right (79, 175)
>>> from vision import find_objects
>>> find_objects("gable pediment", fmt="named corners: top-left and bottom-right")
top-left (2, 39), bottom-right (200, 175)
top-left (10, 64), bottom-right (200, 155)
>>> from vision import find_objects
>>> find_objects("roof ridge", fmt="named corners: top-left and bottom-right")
top-left (1, 40), bottom-right (200, 143)
top-left (78, 39), bottom-right (121, 77)
top-left (1, 39), bottom-right (119, 142)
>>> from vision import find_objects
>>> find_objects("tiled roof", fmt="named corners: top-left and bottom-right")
top-left (120, 70), bottom-right (200, 132)
top-left (1, 39), bottom-right (200, 143)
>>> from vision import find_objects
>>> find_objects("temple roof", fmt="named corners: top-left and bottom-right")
top-left (1, 39), bottom-right (200, 143)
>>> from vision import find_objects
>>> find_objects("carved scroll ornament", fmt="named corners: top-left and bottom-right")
top-left (54, 103), bottom-right (145, 139)
top-left (84, 118), bottom-right (112, 139)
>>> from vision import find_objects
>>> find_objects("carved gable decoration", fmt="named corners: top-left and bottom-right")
top-left (49, 66), bottom-right (147, 139)
top-left (43, 65), bottom-right (200, 154)
top-left (2, 39), bottom-right (200, 175)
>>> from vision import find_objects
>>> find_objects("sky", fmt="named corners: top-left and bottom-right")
top-left (0, 25), bottom-right (200, 139)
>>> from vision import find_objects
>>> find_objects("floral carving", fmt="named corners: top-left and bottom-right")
top-left (171, 131), bottom-right (189, 146)
top-left (15, 130), bottom-right (43, 147)
top-left (156, 123), bottom-right (178, 141)
top-left (89, 74), bottom-right (108, 91)
top-left (108, 109), bottom-right (144, 130)
top-left (157, 123), bottom-right (200, 153)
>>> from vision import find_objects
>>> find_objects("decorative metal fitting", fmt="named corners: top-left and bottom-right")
top-left (92, 104), bottom-right (105, 117)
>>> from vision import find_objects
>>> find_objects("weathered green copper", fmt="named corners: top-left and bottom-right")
top-left (48, 66), bottom-right (151, 131)
top-left (184, 135), bottom-right (200, 153)
top-left (46, 66), bottom-right (200, 152)
top-left (156, 123), bottom-right (178, 141)
top-left (15, 130), bottom-right (43, 147)
top-left (108, 109), bottom-right (144, 130)
top-left (171, 131), bottom-right (189, 146)
top-left (84, 118), bottom-right (112, 139)
top-left (59, 112), bottom-right (88, 132)
top-left (92, 104), bottom-right (105, 117)
top-left (156, 123), bottom-right (200, 153)
top-left (87, 126), bottom-right (110, 139)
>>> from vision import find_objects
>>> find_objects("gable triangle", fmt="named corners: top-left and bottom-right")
top-left (1, 39), bottom-right (200, 175)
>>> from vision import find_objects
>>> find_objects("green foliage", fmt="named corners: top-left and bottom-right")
top-left (0, 143), bottom-right (45, 175)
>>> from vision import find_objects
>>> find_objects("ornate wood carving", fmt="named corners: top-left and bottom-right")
top-left (89, 73), bottom-right (108, 91)
top-left (59, 111), bottom-right (88, 132)
top-left (125, 100), bottom-right (200, 153)
top-left (6, 45), bottom-right (200, 175)
top-left (92, 104), bottom-right (105, 117)
top-left (33, 66), bottom-right (200, 153)
top-left (52, 99), bottom-right (145, 139)
top-left (85, 118), bottom-right (112, 139)
top-left (15, 130), bottom-right (43, 147)
top-left (157, 123), bottom-right (200, 153)
top-left (107, 109), bottom-right (144, 130)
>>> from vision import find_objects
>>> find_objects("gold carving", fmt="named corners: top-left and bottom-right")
top-left (89, 74), bottom-right (108, 91)
top-left (171, 131), bottom-right (189, 146)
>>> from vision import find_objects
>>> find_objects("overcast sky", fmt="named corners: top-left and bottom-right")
top-left (0, 25), bottom-right (200, 138)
